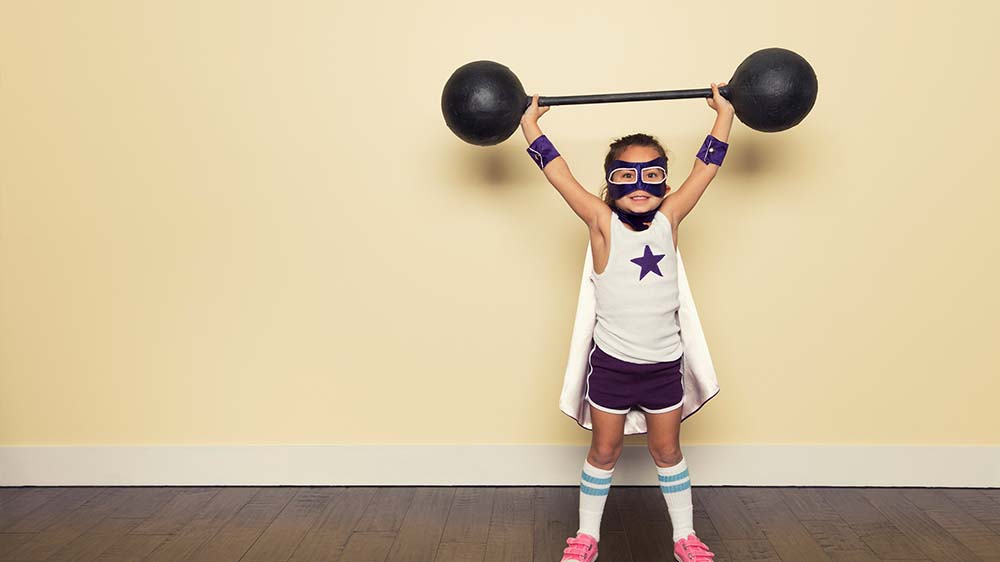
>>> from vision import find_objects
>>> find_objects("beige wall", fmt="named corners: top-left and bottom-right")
top-left (1, 1), bottom-right (997, 447)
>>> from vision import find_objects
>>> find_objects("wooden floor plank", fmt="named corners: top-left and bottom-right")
top-left (720, 538), bottom-right (782, 562)
top-left (108, 488), bottom-right (181, 520)
top-left (691, 488), bottom-right (733, 562)
top-left (339, 530), bottom-right (395, 562)
top-left (47, 517), bottom-right (146, 562)
top-left (737, 487), bottom-right (832, 562)
top-left (592, 530), bottom-right (633, 562)
top-left (288, 487), bottom-right (378, 562)
top-left (385, 487), bottom-right (456, 562)
top-left (901, 489), bottom-right (1000, 562)
top-left (0, 488), bottom-right (69, 531)
top-left (533, 487), bottom-right (578, 562)
top-left (483, 487), bottom-right (533, 562)
top-left (825, 550), bottom-right (883, 562)
top-left (0, 488), bottom-right (133, 561)
top-left (65, 489), bottom-right (187, 562)
top-left (356, 488), bottom-right (416, 532)
top-left (942, 489), bottom-right (1000, 535)
top-left (979, 488), bottom-right (1000, 505)
top-left (90, 526), bottom-right (169, 562)
top-left (697, 487), bottom-right (765, 541)
top-left (183, 487), bottom-right (298, 562)
top-left (2, 488), bottom-right (103, 534)
top-left (799, 519), bottom-right (881, 562)
top-left (0, 534), bottom-right (35, 559)
top-left (690, 514), bottom-right (733, 562)
top-left (780, 488), bottom-right (842, 521)
top-left (143, 487), bottom-right (260, 562)
top-left (615, 487), bottom-right (671, 562)
top-left (0, 489), bottom-right (25, 509)
top-left (129, 487), bottom-right (219, 535)
top-left (817, 488), bottom-right (927, 560)
top-left (433, 540), bottom-right (486, 562)
top-left (239, 487), bottom-right (341, 562)
top-left (602, 486), bottom-right (626, 534)
top-left (861, 488), bottom-right (985, 562)
top-left (441, 487), bottom-right (495, 544)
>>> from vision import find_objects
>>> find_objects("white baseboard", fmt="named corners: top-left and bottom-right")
top-left (1, 444), bottom-right (998, 487)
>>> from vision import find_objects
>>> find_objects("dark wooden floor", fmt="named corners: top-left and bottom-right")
top-left (1, 486), bottom-right (999, 562)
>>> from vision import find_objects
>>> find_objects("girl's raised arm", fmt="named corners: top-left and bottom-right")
top-left (663, 82), bottom-right (735, 226)
top-left (521, 95), bottom-right (606, 230)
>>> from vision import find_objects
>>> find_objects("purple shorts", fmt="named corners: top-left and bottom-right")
top-left (585, 340), bottom-right (684, 415)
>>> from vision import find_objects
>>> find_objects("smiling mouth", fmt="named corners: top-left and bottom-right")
top-left (630, 195), bottom-right (650, 201)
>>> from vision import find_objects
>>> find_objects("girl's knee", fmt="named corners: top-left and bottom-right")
top-left (587, 446), bottom-right (621, 469)
top-left (648, 446), bottom-right (683, 467)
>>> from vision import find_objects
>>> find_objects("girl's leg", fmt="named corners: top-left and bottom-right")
top-left (576, 404), bottom-right (625, 542)
top-left (644, 407), bottom-right (696, 542)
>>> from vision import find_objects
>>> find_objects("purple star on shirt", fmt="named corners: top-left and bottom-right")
top-left (631, 245), bottom-right (665, 281)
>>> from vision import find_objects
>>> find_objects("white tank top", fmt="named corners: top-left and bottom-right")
top-left (591, 209), bottom-right (683, 364)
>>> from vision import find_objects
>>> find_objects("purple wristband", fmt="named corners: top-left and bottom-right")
top-left (696, 134), bottom-right (728, 166)
top-left (526, 134), bottom-right (561, 170)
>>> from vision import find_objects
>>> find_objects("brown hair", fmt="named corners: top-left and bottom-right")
top-left (599, 133), bottom-right (670, 209)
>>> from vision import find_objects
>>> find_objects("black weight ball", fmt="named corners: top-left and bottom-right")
top-left (727, 47), bottom-right (818, 132)
top-left (441, 60), bottom-right (527, 146)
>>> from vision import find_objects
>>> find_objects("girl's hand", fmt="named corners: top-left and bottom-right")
top-left (706, 82), bottom-right (735, 115)
top-left (521, 94), bottom-right (550, 124)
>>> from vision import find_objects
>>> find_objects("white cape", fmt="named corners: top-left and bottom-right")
top-left (559, 241), bottom-right (720, 435)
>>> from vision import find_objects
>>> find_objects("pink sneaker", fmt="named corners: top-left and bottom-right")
top-left (560, 532), bottom-right (598, 562)
top-left (673, 533), bottom-right (715, 561)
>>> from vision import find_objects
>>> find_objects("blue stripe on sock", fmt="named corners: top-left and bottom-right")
top-left (657, 468), bottom-right (689, 483)
top-left (580, 483), bottom-right (611, 496)
top-left (581, 471), bottom-right (613, 485)
top-left (660, 480), bottom-right (691, 494)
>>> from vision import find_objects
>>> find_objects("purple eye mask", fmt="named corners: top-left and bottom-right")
top-left (605, 156), bottom-right (668, 199)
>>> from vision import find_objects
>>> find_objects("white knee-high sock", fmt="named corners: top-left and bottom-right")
top-left (656, 457), bottom-right (695, 542)
top-left (577, 458), bottom-right (614, 542)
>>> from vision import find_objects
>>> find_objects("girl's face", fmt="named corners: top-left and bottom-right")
top-left (613, 145), bottom-right (670, 213)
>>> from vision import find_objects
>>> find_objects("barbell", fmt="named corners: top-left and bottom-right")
top-left (441, 47), bottom-right (818, 146)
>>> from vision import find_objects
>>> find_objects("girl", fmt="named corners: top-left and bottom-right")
top-left (520, 83), bottom-right (734, 562)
